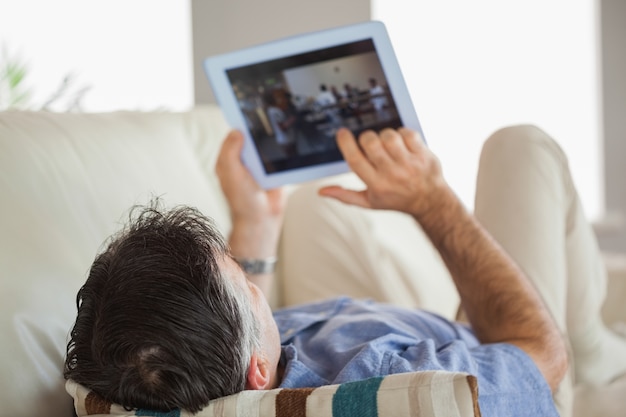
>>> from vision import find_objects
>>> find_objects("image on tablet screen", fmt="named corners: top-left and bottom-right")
top-left (226, 38), bottom-right (403, 174)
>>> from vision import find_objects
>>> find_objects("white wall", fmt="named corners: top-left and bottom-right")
top-left (4, 1), bottom-right (621, 250)
top-left (191, 0), bottom-right (371, 104)
top-left (192, 1), bottom-right (608, 220)
top-left (372, 0), bottom-right (602, 220)
top-left (283, 52), bottom-right (386, 99)
top-left (0, 0), bottom-right (193, 112)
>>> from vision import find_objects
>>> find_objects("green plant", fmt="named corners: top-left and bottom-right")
top-left (0, 45), bottom-right (32, 110)
top-left (0, 44), bottom-right (91, 112)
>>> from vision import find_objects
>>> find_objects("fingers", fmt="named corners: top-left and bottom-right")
top-left (378, 128), bottom-right (413, 162)
top-left (377, 127), bottom-right (425, 160)
top-left (398, 127), bottom-right (425, 153)
top-left (337, 127), bottom-right (425, 183)
top-left (336, 128), bottom-right (376, 183)
top-left (326, 127), bottom-right (430, 212)
top-left (336, 128), bottom-right (408, 178)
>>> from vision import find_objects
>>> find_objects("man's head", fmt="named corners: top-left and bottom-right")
top-left (64, 205), bottom-right (273, 413)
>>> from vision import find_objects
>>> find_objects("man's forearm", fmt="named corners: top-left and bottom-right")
top-left (415, 187), bottom-right (567, 391)
top-left (228, 219), bottom-right (281, 300)
top-left (319, 127), bottom-right (567, 391)
top-left (215, 129), bottom-right (286, 301)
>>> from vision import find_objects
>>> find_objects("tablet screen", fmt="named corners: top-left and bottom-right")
top-left (225, 38), bottom-right (403, 175)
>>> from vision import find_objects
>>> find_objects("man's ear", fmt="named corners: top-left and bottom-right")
top-left (245, 352), bottom-right (272, 390)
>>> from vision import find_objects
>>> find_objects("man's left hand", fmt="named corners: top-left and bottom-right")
top-left (215, 130), bottom-right (286, 259)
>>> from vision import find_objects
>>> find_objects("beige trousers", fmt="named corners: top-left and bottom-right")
top-left (279, 125), bottom-right (626, 417)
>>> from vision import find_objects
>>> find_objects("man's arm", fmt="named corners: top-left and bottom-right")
top-left (320, 128), bottom-right (568, 392)
top-left (215, 130), bottom-right (285, 299)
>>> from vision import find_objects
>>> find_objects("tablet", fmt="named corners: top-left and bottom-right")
top-left (204, 20), bottom-right (423, 189)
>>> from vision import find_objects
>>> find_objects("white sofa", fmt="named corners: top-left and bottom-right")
top-left (0, 107), bottom-right (625, 417)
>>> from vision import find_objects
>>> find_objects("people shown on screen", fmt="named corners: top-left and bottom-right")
top-left (368, 77), bottom-right (390, 121)
top-left (330, 86), bottom-right (343, 103)
top-left (264, 92), bottom-right (296, 157)
top-left (315, 84), bottom-right (336, 108)
top-left (314, 84), bottom-right (342, 130)
top-left (343, 83), bottom-right (359, 100)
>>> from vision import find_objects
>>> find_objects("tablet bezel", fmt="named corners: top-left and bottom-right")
top-left (204, 20), bottom-right (423, 189)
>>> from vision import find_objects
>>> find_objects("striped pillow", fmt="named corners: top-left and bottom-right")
top-left (66, 371), bottom-right (480, 417)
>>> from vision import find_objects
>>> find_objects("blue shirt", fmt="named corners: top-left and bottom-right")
top-left (274, 297), bottom-right (558, 417)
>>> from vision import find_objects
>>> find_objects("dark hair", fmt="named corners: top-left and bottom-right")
top-left (264, 91), bottom-right (277, 106)
top-left (64, 204), bottom-right (259, 413)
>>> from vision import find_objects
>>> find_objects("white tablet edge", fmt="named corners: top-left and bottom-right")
top-left (204, 20), bottom-right (423, 189)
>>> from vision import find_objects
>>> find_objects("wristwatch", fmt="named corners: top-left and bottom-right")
top-left (234, 257), bottom-right (277, 275)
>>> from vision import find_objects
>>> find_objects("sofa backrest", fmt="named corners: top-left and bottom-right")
top-left (0, 107), bottom-right (232, 417)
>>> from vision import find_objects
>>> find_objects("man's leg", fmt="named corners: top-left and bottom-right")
top-left (473, 125), bottom-right (626, 414)
top-left (279, 174), bottom-right (459, 319)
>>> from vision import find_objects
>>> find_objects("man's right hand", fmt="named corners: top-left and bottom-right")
top-left (318, 128), bottom-right (454, 222)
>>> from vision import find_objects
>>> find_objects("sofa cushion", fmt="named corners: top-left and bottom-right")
top-left (279, 177), bottom-right (459, 318)
top-left (0, 108), bottom-right (230, 417)
top-left (66, 371), bottom-right (480, 417)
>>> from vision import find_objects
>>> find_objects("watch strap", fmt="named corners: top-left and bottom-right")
top-left (234, 256), bottom-right (277, 275)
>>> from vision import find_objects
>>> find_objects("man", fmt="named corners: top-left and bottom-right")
top-left (315, 84), bottom-right (342, 129)
top-left (315, 84), bottom-right (337, 108)
top-left (368, 77), bottom-right (389, 121)
top-left (264, 91), bottom-right (296, 156)
top-left (65, 126), bottom-right (625, 416)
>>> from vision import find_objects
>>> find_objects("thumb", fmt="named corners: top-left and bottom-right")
top-left (217, 130), bottom-right (245, 174)
top-left (220, 130), bottom-right (244, 159)
top-left (318, 186), bottom-right (371, 209)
